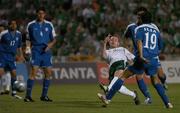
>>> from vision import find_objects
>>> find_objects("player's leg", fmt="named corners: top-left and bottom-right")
top-left (1, 72), bottom-right (11, 94)
top-left (157, 66), bottom-right (168, 89)
top-left (98, 68), bottom-right (133, 106)
top-left (3, 72), bottom-right (11, 94)
top-left (150, 75), bottom-right (173, 108)
top-left (24, 66), bottom-right (38, 102)
top-left (109, 70), bottom-right (137, 100)
top-left (136, 74), bottom-right (152, 104)
top-left (10, 69), bottom-right (22, 99)
top-left (147, 60), bottom-right (173, 108)
top-left (40, 53), bottom-right (53, 102)
top-left (40, 67), bottom-right (53, 102)
top-left (24, 51), bottom-right (40, 102)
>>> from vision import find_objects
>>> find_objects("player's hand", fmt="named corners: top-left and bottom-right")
top-left (44, 45), bottom-right (50, 52)
top-left (25, 46), bottom-right (31, 54)
top-left (139, 57), bottom-right (149, 64)
top-left (104, 34), bottom-right (111, 44)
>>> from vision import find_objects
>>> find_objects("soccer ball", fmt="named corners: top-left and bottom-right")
top-left (13, 81), bottom-right (26, 92)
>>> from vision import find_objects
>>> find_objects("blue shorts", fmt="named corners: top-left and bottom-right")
top-left (0, 53), bottom-right (16, 71)
top-left (128, 57), bottom-right (159, 76)
top-left (31, 50), bottom-right (52, 67)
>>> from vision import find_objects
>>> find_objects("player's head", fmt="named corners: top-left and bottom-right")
top-left (134, 6), bottom-right (148, 15)
top-left (134, 6), bottom-right (148, 25)
top-left (8, 19), bottom-right (17, 31)
top-left (139, 11), bottom-right (152, 24)
top-left (0, 24), bottom-right (5, 33)
top-left (36, 7), bottom-right (46, 21)
top-left (109, 34), bottom-right (120, 48)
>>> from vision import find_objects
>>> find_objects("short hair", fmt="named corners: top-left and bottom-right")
top-left (134, 6), bottom-right (148, 15)
top-left (36, 6), bottom-right (46, 13)
top-left (140, 11), bottom-right (152, 24)
top-left (8, 19), bottom-right (16, 26)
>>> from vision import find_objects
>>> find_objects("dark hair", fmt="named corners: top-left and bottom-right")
top-left (36, 6), bottom-right (46, 13)
top-left (8, 19), bottom-right (16, 26)
top-left (134, 6), bottom-right (148, 15)
top-left (140, 11), bottom-right (152, 24)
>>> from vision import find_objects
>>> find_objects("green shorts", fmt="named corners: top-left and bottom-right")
top-left (109, 60), bottom-right (127, 81)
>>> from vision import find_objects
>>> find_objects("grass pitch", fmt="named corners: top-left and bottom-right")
top-left (0, 84), bottom-right (179, 113)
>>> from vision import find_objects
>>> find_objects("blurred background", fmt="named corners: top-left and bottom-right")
top-left (0, 0), bottom-right (179, 63)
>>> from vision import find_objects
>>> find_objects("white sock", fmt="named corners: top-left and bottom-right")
top-left (118, 85), bottom-right (136, 99)
top-left (4, 72), bottom-right (11, 91)
top-left (108, 76), bottom-right (118, 90)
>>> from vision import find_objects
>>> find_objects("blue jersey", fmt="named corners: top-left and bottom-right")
top-left (0, 30), bottom-right (22, 57)
top-left (26, 20), bottom-right (56, 53)
top-left (124, 23), bottom-right (138, 55)
top-left (134, 23), bottom-right (163, 58)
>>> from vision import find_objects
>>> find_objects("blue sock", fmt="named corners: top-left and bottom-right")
top-left (106, 79), bottom-right (124, 100)
top-left (11, 77), bottom-right (16, 94)
top-left (154, 83), bottom-right (169, 106)
top-left (137, 79), bottom-right (151, 98)
top-left (41, 79), bottom-right (50, 97)
top-left (159, 74), bottom-right (166, 84)
top-left (26, 79), bottom-right (34, 97)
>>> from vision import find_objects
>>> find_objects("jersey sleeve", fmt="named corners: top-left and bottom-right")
top-left (135, 28), bottom-right (143, 41)
top-left (104, 50), bottom-right (111, 61)
top-left (49, 23), bottom-right (56, 40)
top-left (124, 48), bottom-right (135, 60)
top-left (124, 26), bottom-right (132, 38)
top-left (26, 23), bottom-right (31, 41)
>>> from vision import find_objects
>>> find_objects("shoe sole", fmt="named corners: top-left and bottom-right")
top-left (97, 93), bottom-right (108, 107)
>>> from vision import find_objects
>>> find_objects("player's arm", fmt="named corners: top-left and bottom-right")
top-left (136, 40), bottom-right (143, 58)
top-left (135, 28), bottom-right (148, 63)
top-left (45, 38), bottom-right (56, 52)
top-left (45, 23), bottom-right (57, 52)
top-left (123, 26), bottom-right (134, 52)
top-left (102, 35), bottom-right (110, 59)
top-left (25, 24), bottom-right (32, 54)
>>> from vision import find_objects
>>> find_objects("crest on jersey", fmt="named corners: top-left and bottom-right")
top-left (45, 27), bottom-right (49, 32)
top-left (16, 37), bottom-right (19, 41)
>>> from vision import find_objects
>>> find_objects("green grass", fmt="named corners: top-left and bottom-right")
top-left (0, 84), bottom-right (179, 113)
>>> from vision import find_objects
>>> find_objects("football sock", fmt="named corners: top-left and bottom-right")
top-left (137, 79), bottom-right (151, 98)
top-left (108, 76), bottom-right (118, 90)
top-left (159, 74), bottom-right (166, 84)
top-left (154, 83), bottom-right (169, 106)
top-left (11, 77), bottom-right (16, 95)
top-left (4, 73), bottom-right (11, 91)
top-left (106, 79), bottom-right (124, 100)
top-left (41, 79), bottom-right (50, 97)
top-left (119, 85), bottom-right (136, 98)
top-left (26, 79), bottom-right (34, 97)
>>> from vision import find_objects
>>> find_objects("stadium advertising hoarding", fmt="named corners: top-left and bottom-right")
top-left (16, 61), bottom-right (180, 84)
top-left (51, 63), bottom-right (98, 84)
top-left (161, 61), bottom-right (180, 83)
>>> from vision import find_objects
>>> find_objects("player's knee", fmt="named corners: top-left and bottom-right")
top-left (151, 75), bottom-right (161, 85)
